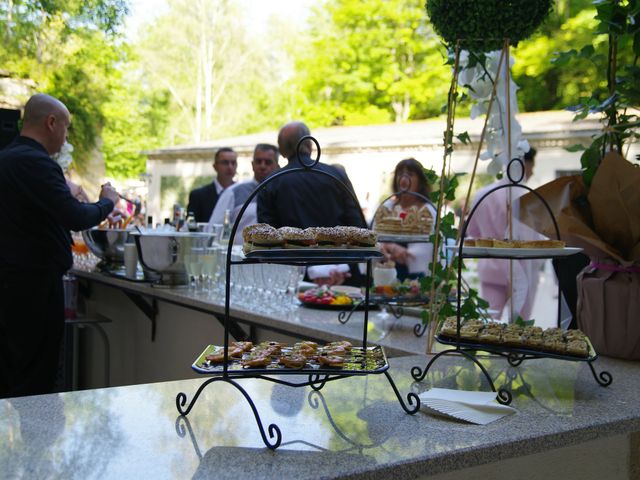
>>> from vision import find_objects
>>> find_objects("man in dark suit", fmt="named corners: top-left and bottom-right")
top-left (257, 121), bottom-right (366, 286)
top-left (187, 147), bottom-right (237, 222)
top-left (0, 93), bottom-right (118, 398)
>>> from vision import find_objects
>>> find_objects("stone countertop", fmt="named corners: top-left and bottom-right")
top-left (1, 354), bottom-right (637, 479)
top-left (73, 269), bottom-right (431, 357)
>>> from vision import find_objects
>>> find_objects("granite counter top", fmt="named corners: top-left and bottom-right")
top-left (73, 269), bottom-right (430, 357)
top-left (1, 354), bottom-right (637, 479)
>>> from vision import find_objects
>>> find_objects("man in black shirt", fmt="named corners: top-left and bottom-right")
top-left (257, 121), bottom-right (366, 285)
top-left (0, 93), bottom-right (118, 398)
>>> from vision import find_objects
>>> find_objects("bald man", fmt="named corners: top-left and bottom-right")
top-left (0, 93), bottom-right (118, 398)
top-left (257, 121), bottom-right (366, 286)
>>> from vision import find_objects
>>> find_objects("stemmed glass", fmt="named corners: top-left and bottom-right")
top-left (201, 247), bottom-right (217, 295)
top-left (189, 247), bottom-right (204, 292)
top-left (286, 265), bottom-right (306, 310)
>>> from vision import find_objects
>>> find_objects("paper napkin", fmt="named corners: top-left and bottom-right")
top-left (419, 388), bottom-right (517, 425)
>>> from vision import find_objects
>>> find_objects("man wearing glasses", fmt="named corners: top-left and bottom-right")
top-left (208, 144), bottom-right (279, 244)
top-left (187, 147), bottom-right (237, 222)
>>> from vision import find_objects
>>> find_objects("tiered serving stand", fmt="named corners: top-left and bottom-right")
top-left (175, 136), bottom-right (420, 449)
top-left (410, 159), bottom-right (612, 404)
top-left (337, 188), bottom-right (436, 337)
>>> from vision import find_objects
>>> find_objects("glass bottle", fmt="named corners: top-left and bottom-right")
top-left (187, 211), bottom-right (198, 232)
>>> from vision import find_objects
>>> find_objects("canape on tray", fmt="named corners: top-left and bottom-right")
top-left (463, 238), bottom-right (566, 248)
top-left (437, 317), bottom-right (590, 357)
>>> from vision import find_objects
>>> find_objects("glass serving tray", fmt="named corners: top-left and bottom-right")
top-left (245, 247), bottom-right (383, 262)
top-left (376, 233), bottom-right (431, 243)
top-left (368, 294), bottom-right (431, 306)
top-left (446, 245), bottom-right (583, 259)
top-left (435, 333), bottom-right (598, 362)
top-left (298, 299), bottom-right (379, 311)
top-left (192, 344), bottom-right (389, 375)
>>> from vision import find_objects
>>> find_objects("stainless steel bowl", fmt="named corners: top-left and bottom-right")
top-left (132, 231), bottom-right (215, 285)
top-left (82, 228), bottom-right (132, 266)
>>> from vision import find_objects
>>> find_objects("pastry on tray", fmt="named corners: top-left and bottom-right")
top-left (374, 204), bottom-right (433, 235)
top-left (307, 226), bottom-right (348, 248)
top-left (440, 317), bottom-right (458, 337)
top-left (344, 227), bottom-right (377, 248)
top-left (438, 320), bottom-right (591, 358)
top-left (242, 224), bottom-right (377, 251)
top-left (566, 339), bottom-right (589, 357)
top-left (518, 239), bottom-right (566, 248)
top-left (278, 226), bottom-right (316, 248)
top-left (464, 237), bottom-right (566, 249)
top-left (243, 224), bottom-right (284, 252)
top-left (198, 340), bottom-right (387, 371)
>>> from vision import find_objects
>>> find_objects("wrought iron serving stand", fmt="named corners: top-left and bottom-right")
top-left (176, 136), bottom-right (420, 449)
top-left (338, 186), bottom-right (436, 337)
top-left (410, 159), bottom-right (612, 405)
top-left (176, 378), bottom-right (395, 457)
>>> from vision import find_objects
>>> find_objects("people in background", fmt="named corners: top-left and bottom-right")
top-left (208, 143), bottom-right (279, 244)
top-left (187, 147), bottom-right (237, 222)
top-left (0, 93), bottom-right (118, 398)
top-left (379, 158), bottom-right (437, 281)
top-left (466, 147), bottom-right (542, 320)
top-left (257, 121), bottom-right (366, 286)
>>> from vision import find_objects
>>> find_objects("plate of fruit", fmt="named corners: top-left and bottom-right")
top-left (297, 286), bottom-right (375, 310)
top-left (369, 279), bottom-right (430, 305)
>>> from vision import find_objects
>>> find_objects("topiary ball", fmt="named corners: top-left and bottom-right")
top-left (425, 0), bottom-right (553, 51)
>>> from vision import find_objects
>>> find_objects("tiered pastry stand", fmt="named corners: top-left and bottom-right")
top-left (410, 159), bottom-right (612, 404)
top-left (176, 136), bottom-right (420, 449)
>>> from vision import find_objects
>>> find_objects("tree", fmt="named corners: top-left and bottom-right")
top-left (136, 0), bottom-right (279, 144)
top-left (292, 0), bottom-right (450, 126)
top-left (0, 0), bottom-right (131, 174)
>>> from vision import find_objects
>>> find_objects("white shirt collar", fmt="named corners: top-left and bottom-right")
top-left (213, 178), bottom-right (233, 195)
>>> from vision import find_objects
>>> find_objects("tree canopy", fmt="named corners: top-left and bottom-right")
top-left (1, 0), bottom-right (636, 180)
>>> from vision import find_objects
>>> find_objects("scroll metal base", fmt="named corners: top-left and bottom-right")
top-left (494, 351), bottom-right (612, 387)
top-left (176, 370), bottom-right (420, 450)
top-left (411, 347), bottom-right (513, 405)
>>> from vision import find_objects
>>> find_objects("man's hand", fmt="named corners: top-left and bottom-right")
top-left (381, 243), bottom-right (414, 266)
top-left (106, 208), bottom-right (130, 228)
top-left (313, 269), bottom-right (351, 286)
top-left (99, 182), bottom-right (119, 204)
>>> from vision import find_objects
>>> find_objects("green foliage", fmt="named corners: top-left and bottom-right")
top-left (421, 166), bottom-right (489, 329)
top-left (0, 1), bottom-right (159, 178)
top-left (511, 2), bottom-right (605, 111)
top-left (554, 0), bottom-right (640, 184)
top-left (135, 0), bottom-right (293, 144)
top-left (294, 0), bottom-right (450, 126)
top-left (425, 0), bottom-right (553, 51)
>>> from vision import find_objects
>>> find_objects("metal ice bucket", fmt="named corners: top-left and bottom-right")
top-left (132, 231), bottom-right (215, 285)
top-left (82, 228), bottom-right (132, 266)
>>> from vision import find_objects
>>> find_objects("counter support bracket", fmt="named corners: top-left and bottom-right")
top-left (123, 291), bottom-right (158, 341)
top-left (211, 313), bottom-right (249, 342)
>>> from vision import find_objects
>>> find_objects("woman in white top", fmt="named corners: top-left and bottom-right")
top-left (380, 158), bottom-right (436, 281)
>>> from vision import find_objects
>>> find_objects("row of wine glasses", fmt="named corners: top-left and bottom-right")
top-left (183, 246), bottom-right (306, 313)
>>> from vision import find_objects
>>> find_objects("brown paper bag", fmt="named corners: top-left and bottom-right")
top-left (577, 260), bottom-right (640, 360)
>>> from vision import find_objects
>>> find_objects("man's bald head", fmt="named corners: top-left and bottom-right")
top-left (277, 121), bottom-right (311, 160)
top-left (23, 94), bottom-right (68, 126)
top-left (21, 93), bottom-right (71, 156)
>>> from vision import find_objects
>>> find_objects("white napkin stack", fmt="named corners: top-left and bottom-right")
top-left (419, 388), bottom-right (517, 425)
